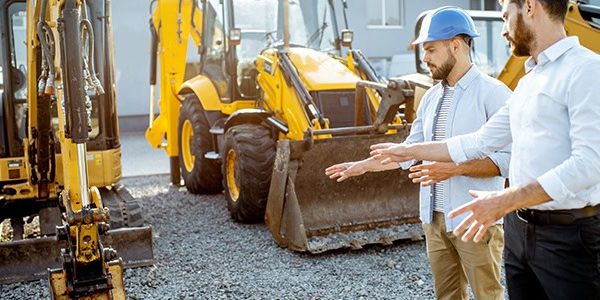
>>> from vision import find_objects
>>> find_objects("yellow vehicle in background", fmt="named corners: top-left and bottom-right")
top-left (498, 1), bottom-right (600, 89)
top-left (0, 0), bottom-right (153, 298)
top-left (148, 0), bottom-right (421, 253)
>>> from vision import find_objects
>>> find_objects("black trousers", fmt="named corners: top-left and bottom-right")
top-left (504, 212), bottom-right (600, 300)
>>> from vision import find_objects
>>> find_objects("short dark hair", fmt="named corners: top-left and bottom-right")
top-left (501, 0), bottom-right (568, 22)
top-left (454, 34), bottom-right (473, 47)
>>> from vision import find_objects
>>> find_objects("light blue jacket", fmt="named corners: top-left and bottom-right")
top-left (401, 65), bottom-right (512, 231)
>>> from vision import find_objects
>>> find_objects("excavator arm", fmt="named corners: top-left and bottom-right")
top-left (30, 0), bottom-right (125, 298)
top-left (146, 0), bottom-right (203, 170)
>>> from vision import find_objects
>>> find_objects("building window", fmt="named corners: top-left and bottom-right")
top-left (367, 0), bottom-right (404, 28)
top-left (470, 0), bottom-right (501, 10)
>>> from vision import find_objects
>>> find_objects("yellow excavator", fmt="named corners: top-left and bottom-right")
top-left (401, 1), bottom-right (600, 112)
top-left (0, 0), bottom-right (153, 298)
top-left (147, 0), bottom-right (421, 253)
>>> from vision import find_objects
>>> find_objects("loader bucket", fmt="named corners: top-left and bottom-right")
top-left (0, 226), bottom-right (153, 284)
top-left (265, 126), bottom-right (422, 253)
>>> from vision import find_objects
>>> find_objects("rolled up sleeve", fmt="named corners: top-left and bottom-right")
top-left (487, 149), bottom-right (511, 178)
top-left (482, 84), bottom-right (512, 178)
top-left (399, 88), bottom-right (431, 170)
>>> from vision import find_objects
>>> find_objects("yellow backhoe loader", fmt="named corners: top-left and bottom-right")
top-left (401, 1), bottom-right (600, 111)
top-left (147, 0), bottom-right (421, 253)
top-left (0, 0), bottom-right (153, 298)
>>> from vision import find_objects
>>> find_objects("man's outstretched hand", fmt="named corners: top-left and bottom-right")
top-left (409, 162), bottom-right (458, 186)
top-left (369, 143), bottom-right (413, 164)
top-left (448, 181), bottom-right (550, 243)
top-left (447, 190), bottom-right (510, 243)
top-left (325, 161), bottom-right (366, 182)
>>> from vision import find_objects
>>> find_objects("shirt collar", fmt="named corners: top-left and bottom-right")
top-left (524, 36), bottom-right (579, 73)
top-left (450, 64), bottom-right (480, 90)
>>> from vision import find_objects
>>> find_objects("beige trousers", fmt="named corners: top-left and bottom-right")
top-left (422, 211), bottom-right (505, 300)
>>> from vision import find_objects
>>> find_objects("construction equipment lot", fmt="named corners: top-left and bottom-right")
top-left (2, 173), bottom-right (435, 299)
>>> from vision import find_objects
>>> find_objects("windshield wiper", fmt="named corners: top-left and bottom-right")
top-left (305, 7), bottom-right (328, 48)
top-left (265, 30), bottom-right (278, 47)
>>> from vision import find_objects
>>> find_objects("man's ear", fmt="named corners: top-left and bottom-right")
top-left (451, 38), bottom-right (462, 53)
top-left (524, 0), bottom-right (537, 17)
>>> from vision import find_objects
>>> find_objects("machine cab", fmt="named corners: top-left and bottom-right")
top-left (198, 0), bottom-right (343, 103)
top-left (0, 1), bottom-right (28, 159)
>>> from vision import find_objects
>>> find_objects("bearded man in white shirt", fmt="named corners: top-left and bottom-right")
top-left (326, 7), bottom-right (512, 300)
top-left (369, 0), bottom-right (600, 299)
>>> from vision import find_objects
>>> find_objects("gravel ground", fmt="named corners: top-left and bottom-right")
top-left (0, 174), bottom-right (437, 299)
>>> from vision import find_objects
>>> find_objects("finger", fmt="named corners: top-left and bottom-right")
top-left (409, 164), bottom-right (425, 172)
top-left (337, 172), bottom-right (349, 182)
top-left (452, 213), bottom-right (474, 237)
top-left (369, 144), bottom-right (387, 151)
top-left (325, 165), bottom-right (346, 174)
top-left (473, 223), bottom-right (491, 243)
top-left (370, 149), bottom-right (383, 158)
top-left (411, 175), bottom-right (427, 183)
top-left (328, 172), bottom-right (341, 179)
top-left (370, 143), bottom-right (395, 150)
top-left (461, 221), bottom-right (481, 242)
top-left (409, 169), bottom-right (430, 178)
top-left (325, 168), bottom-right (345, 176)
top-left (325, 165), bottom-right (339, 173)
top-left (408, 170), bottom-right (423, 179)
top-left (325, 169), bottom-right (341, 176)
top-left (447, 200), bottom-right (476, 218)
top-left (420, 180), bottom-right (435, 187)
top-left (371, 147), bottom-right (394, 157)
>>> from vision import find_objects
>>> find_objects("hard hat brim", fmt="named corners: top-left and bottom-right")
top-left (411, 32), bottom-right (479, 45)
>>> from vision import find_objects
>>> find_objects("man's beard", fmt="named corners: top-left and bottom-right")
top-left (507, 13), bottom-right (534, 56)
top-left (429, 48), bottom-right (456, 80)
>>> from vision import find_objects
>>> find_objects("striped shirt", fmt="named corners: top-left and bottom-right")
top-left (400, 65), bottom-right (511, 230)
top-left (432, 85), bottom-right (455, 212)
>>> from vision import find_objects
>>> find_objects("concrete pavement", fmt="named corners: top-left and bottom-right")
top-left (120, 131), bottom-right (169, 177)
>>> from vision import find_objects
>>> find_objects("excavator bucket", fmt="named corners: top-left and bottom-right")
top-left (266, 78), bottom-right (423, 253)
top-left (265, 129), bottom-right (422, 253)
top-left (264, 78), bottom-right (424, 253)
top-left (0, 226), bottom-right (153, 284)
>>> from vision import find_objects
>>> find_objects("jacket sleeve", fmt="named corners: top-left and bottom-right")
top-left (399, 88), bottom-right (432, 170)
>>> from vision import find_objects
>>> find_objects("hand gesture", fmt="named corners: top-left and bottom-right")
top-left (448, 190), bottom-right (508, 242)
top-left (325, 161), bottom-right (367, 182)
top-left (369, 143), bottom-right (412, 164)
top-left (409, 162), bottom-right (458, 186)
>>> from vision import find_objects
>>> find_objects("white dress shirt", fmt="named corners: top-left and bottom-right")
top-left (447, 37), bottom-right (600, 210)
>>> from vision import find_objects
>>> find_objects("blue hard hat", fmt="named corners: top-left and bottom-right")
top-left (412, 6), bottom-right (479, 45)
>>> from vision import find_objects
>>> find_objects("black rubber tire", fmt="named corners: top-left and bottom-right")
top-left (178, 95), bottom-right (223, 194)
top-left (222, 124), bottom-right (276, 223)
top-left (101, 184), bottom-right (144, 229)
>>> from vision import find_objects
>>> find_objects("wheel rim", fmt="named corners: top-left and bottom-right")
top-left (181, 119), bottom-right (195, 172)
top-left (226, 149), bottom-right (240, 202)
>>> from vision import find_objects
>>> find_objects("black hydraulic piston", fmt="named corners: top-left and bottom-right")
top-left (59, 0), bottom-right (89, 143)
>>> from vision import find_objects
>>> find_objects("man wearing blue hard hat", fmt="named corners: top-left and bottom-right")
top-left (327, 6), bottom-right (511, 299)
